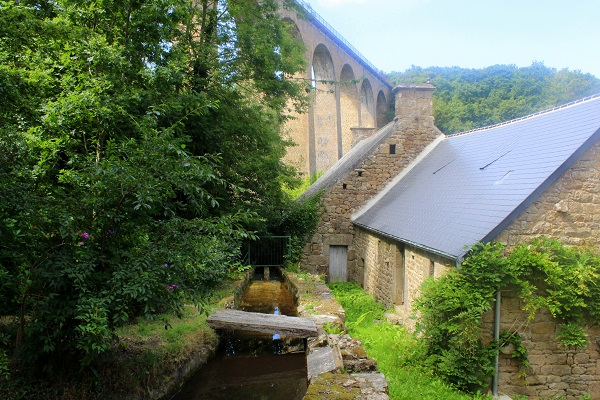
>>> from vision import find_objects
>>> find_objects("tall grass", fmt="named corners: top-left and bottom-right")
top-left (327, 282), bottom-right (491, 400)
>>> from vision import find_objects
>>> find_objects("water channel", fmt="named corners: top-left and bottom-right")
top-left (171, 267), bottom-right (308, 400)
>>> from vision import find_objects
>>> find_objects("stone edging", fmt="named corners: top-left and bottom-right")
top-left (284, 272), bottom-right (390, 400)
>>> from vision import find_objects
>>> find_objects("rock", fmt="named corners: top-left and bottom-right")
top-left (343, 358), bottom-right (378, 373)
top-left (307, 346), bottom-right (343, 379)
top-left (384, 312), bottom-right (403, 325)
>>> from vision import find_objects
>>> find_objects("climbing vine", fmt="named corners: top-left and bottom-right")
top-left (499, 330), bottom-right (529, 379)
top-left (414, 237), bottom-right (600, 393)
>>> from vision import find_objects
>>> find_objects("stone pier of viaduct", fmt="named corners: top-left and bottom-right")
top-left (280, 1), bottom-right (393, 177)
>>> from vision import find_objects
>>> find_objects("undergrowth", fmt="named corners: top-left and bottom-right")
top-left (0, 280), bottom-right (240, 400)
top-left (327, 282), bottom-right (491, 400)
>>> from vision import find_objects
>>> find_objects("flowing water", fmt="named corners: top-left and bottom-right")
top-left (172, 268), bottom-right (308, 400)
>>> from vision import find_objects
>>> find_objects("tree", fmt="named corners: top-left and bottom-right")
top-left (0, 0), bottom-right (306, 372)
top-left (387, 64), bottom-right (600, 134)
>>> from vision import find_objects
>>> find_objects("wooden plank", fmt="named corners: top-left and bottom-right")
top-left (207, 309), bottom-right (318, 337)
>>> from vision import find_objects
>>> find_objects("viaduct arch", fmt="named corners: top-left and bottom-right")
top-left (280, 1), bottom-right (393, 177)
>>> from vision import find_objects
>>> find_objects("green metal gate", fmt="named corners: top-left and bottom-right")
top-left (245, 236), bottom-right (291, 267)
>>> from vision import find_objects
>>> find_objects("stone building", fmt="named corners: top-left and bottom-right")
top-left (300, 88), bottom-right (600, 398)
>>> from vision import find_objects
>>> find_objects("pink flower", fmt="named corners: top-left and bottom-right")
top-left (80, 232), bottom-right (89, 239)
top-left (79, 242), bottom-right (85, 246)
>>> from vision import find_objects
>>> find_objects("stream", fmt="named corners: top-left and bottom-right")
top-left (171, 268), bottom-right (308, 400)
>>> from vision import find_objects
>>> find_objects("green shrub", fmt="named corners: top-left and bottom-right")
top-left (328, 282), bottom-right (487, 400)
top-left (267, 191), bottom-right (322, 266)
top-left (414, 238), bottom-right (600, 394)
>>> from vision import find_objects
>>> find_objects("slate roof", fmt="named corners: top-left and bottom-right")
top-left (353, 95), bottom-right (600, 261)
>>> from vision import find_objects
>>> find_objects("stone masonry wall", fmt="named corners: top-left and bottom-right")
top-left (397, 244), bottom-right (453, 330)
top-left (489, 137), bottom-right (600, 399)
top-left (481, 291), bottom-right (600, 399)
top-left (495, 138), bottom-right (600, 250)
top-left (303, 80), bottom-right (600, 397)
top-left (354, 229), bottom-right (396, 307)
top-left (279, 3), bottom-right (392, 177)
top-left (354, 227), bottom-right (453, 331)
top-left (303, 85), bottom-right (440, 278)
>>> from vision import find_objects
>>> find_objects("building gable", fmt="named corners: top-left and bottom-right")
top-left (353, 95), bottom-right (600, 260)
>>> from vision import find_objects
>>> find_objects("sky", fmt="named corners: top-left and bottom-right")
top-left (302, 0), bottom-right (600, 78)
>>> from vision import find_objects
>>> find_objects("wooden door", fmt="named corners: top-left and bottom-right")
top-left (329, 245), bottom-right (348, 282)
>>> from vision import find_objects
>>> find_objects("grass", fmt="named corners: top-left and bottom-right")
top-left (116, 304), bottom-right (215, 354)
top-left (0, 279), bottom-right (245, 400)
top-left (327, 282), bottom-right (491, 400)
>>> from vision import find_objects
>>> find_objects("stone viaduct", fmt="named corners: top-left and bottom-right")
top-left (279, 1), bottom-right (393, 177)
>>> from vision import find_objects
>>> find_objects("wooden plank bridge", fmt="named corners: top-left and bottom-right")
top-left (207, 309), bottom-right (318, 338)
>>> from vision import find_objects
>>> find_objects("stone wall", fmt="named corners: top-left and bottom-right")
top-left (352, 136), bottom-right (600, 397)
top-left (482, 291), bottom-right (600, 399)
top-left (278, 5), bottom-right (392, 177)
top-left (495, 139), bottom-right (600, 250)
top-left (487, 135), bottom-right (600, 399)
top-left (354, 227), bottom-right (453, 330)
top-left (304, 79), bottom-right (600, 397)
top-left (354, 229), bottom-right (396, 307)
top-left (303, 84), bottom-right (441, 278)
top-left (400, 245), bottom-right (453, 329)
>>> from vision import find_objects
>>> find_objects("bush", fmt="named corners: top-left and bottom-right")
top-left (266, 191), bottom-right (322, 266)
top-left (414, 238), bottom-right (600, 393)
top-left (328, 282), bottom-right (489, 400)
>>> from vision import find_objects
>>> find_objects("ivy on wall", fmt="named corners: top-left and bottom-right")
top-left (413, 237), bottom-right (600, 393)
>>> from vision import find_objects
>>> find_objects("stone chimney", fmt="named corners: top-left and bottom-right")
top-left (393, 83), bottom-right (436, 129)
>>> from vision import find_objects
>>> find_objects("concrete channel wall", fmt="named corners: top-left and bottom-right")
top-left (284, 271), bottom-right (390, 400)
top-left (158, 270), bottom-right (390, 399)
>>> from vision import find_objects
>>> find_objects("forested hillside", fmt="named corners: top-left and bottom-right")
top-left (387, 63), bottom-right (600, 134)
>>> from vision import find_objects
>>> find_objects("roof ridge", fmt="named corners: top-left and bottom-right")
top-left (447, 93), bottom-right (600, 138)
top-left (299, 121), bottom-right (397, 200)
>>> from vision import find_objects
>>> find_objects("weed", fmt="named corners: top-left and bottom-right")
top-left (328, 282), bottom-right (492, 400)
top-left (323, 322), bottom-right (344, 335)
top-left (296, 272), bottom-right (312, 280)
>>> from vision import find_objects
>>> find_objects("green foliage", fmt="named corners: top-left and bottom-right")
top-left (387, 63), bottom-right (600, 134)
top-left (414, 238), bottom-right (600, 393)
top-left (498, 331), bottom-right (529, 379)
top-left (283, 171), bottom-right (324, 200)
top-left (328, 282), bottom-right (489, 400)
top-left (327, 282), bottom-right (386, 322)
top-left (267, 191), bottom-right (323, 266)
top-left (555, 323), bottom-right (588, 348)
top-left (415, 273), bottom-right (497, 392)
top-left (273, 173), bottom-right (324, 266)
top-left (0, 0), bottom-right (307, 376)
top-left (226, 262), bottom-right (252, 280)
top-left (322, 322), bottom-right (343, 335)
top-left (0, 332), bottom-right (9, 381)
